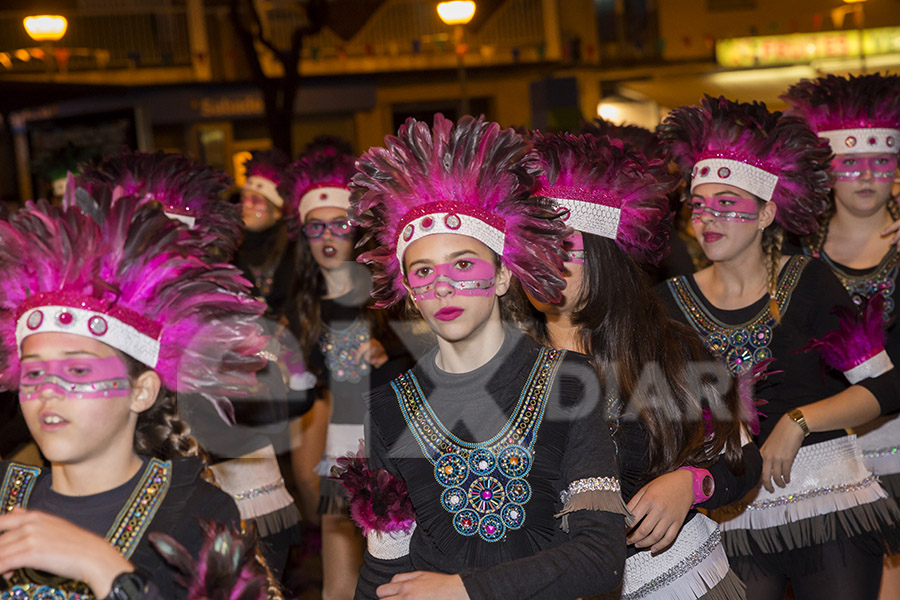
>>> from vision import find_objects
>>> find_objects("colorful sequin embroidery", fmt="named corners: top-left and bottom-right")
top-left (319, 317), bottom-right (371, 383)
top-left (393, 347), bottom-right (564, 542)
top-left (0, 459), bottom-right (172, 600)
top-left (819, 247), bottom-right (899, 321)
top-left (667, 256), bottom-right (808, 375)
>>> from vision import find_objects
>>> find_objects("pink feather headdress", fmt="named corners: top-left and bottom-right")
top-left (0, 194), bottom-right (267, 422)
top-left (76, 150), bottom-right (240, 260)
top-left (350, 114), bottom-right (569, 308)
top-left (782, 73), bottom-right (900, 155)
top-left (659, 95), bottom-right (832, 236)
top-left (580, 118), bottom-right (663, 159)
top-left (242, 149), bottom-right (290, 209)
top-left (282, 138), bottom-right (357, 225)
top-left (530, 131), bottom-right (673, 265)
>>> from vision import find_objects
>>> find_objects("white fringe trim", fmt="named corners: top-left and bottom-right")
top-left (623, 514), bottom-right (731, 600)
top-left (717, 436), bottom-right (887, 533)
top-left (367, 522), bottom-right (416, 560)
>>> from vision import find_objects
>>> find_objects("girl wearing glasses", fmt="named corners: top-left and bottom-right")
top-left (657, 96), bottom-right (900, 600)
top-left (284, 138), bottom-right (412, 600)
top-left (783, 73), bottom-right (900, 600)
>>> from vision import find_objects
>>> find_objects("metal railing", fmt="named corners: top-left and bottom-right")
top-left (0, 7), bottom-right (191, 72)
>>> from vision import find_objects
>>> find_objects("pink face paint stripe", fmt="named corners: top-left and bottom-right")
top-left (834, 155), bottom-right (898, 181)
top-left (19, 356), bottom-right (131, 402)
top-left (408, 258), bottom-right (496, 301)
top-left (690, 195), bottom-right (760, 223)
top-left (564, 232), bottom-right (585, 265)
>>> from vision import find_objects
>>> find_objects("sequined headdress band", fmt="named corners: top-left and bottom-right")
top-left (15, 292), bottom-right (162, 367)
top-left (393, 202), bottom-right (507, 264)
top-left (818, 128), bottom-right (899, 156)
top-left (534, 187), bottom-right (621, 240)
top-left (690, 158), bottom-right (779, 201)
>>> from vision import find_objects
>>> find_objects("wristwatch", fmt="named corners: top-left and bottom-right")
top-left (788, 408), bottom-right (811, 438)
top-left (679, 466), bottom-right (715, 507)
top-left (104, 570), bottom-right (149, 600)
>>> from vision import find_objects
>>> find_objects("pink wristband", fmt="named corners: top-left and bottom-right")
top-left (679, 466), bottom-right (714, 507)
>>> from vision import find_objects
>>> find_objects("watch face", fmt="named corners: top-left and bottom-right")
top-left (112, 572), bottom-right (147, 600)
top-left (701, 475), bottom-right (714, 496)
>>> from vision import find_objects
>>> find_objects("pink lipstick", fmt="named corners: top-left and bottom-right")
top-left (434, 307), bottom-right (463, 321)
top-left (703, 232), bottom-right (723, 243)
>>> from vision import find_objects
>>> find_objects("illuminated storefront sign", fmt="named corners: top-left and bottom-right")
top-left (717, 27), bottom-right (900, 68)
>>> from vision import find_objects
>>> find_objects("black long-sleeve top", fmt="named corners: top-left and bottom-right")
top-left (656, 255), bottom-right (900, 445)
top-left (0, 457), bottom-right (239, 600)
top-left (358, 330), bottom-right (627, 600)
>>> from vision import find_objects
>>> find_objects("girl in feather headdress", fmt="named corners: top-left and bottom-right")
top-left (783, 71), bottom-right (900, 600)
top-left (281, 137), bottom-right (413, 599)
top-left (0, 187), bottom-right (268, 600)
top-left (77, 149), bottom-right (312, 582)
top-left (343, 114), bottom-right (629, 599)
top-left (521, 131), bottom-right (761, 600)
top-left (657, 95), bottom-right (900, 600)
top-left (234, 149), bottom-right (300, 321)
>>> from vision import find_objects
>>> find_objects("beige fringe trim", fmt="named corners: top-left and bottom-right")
top-left (556, 489), bottom-right (633, 532)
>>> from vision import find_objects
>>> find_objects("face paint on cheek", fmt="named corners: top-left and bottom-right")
top-left (564, 232), bottom-right (585, 265)
top-left (19, 356), bottom-right (132, 402)
top-left (408, 258), bottom-right (496, 301)
top-left (834, 155), bottom-right (899, 181)
top-left (691, 195), bottom-right (760, 222)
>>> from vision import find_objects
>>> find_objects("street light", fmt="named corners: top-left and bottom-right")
top-left (23, 15), bottom-right (68, 42)
top-left (437, 1), bottom-right (476, 26)
top-left (437, 1), bottom-right (476, 117)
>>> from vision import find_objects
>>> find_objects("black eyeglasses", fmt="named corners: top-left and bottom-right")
top-left (302, 220), bottom-right (356, 239)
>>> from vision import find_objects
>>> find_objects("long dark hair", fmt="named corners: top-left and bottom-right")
top-left (523, 233), bottom-right (744, 477)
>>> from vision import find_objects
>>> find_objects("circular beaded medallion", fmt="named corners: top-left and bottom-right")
top-left (501, 503), bottom-right (525, 529)
top-left (469, 448), bottom-right (496, 476)
top-left (498, 445), bottom-right (531, 478)
top-left (441, 486), bottom-right (467, 512)
top-left (505, 478), bottom-right (531, 504)
top-left (750, 324), bottom-right (771, 348)
top-left (478, 513), bottom-right (505, 542)
top-left (454, 509), bottom-right (480, 536)
top-left (468, 476), bottom-right (505, 513)
top-left (728, 328), bottom-right (750, 347)
top-left (435, 453), bottom-right (468, 487)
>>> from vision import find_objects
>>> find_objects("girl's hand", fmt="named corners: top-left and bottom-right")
top-left (355, 339), bottom-right (389, 368)
top-left (0, 508), bottom-right (133, 597)
top-left (626, 469), bottom-right (694, 552)
top-left (881, 218), bottom-right (900, 250)
top-left (759, 415), bottom-right (805, 493)
top-left (377, 572), bottom-right (469, 599)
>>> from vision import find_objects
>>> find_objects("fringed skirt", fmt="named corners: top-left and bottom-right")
top-left (622, 513), bottom-right (744, 600)
top-left (210, 444), bottom-right (301, 537)
top-left (713, 435), bottom-right (900, 573)
top-left (855, 414), bottom-right (900, 500)
top-left (317, 422), bottom-right (365, 515)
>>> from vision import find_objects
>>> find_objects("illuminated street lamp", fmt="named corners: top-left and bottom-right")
top-left (23, 15), bottom-right (68, 42)
top-left (437, 2), bottom-right (476, 116)
top-left (437, 1), bottom-right (476, 26)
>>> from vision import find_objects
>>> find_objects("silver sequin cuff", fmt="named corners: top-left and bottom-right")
top-left (844, 350), bottom-right (893, 384)
top-left (559, 476), bottom-right (621, 504)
